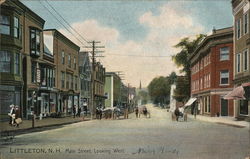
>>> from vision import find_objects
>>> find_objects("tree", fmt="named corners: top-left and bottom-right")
top-left (172, 34), bottom-right (206, 102)
top-left (147, 76), bottom-right (171, 106)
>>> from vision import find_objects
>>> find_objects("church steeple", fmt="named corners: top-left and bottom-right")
top-left (139, 80), bottom-right (142, 89)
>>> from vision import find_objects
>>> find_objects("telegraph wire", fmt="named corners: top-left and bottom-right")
top-left (38, 0), bottom-right (89, 48)
top-left (44, 0), bottom-right (90, 44)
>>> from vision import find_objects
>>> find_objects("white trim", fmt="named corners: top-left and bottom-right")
top-left (233, 0), bottom-right (247, 15)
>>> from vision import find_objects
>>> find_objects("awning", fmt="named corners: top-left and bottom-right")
top-left (184, 98), bottom-right (197, 107)
top-left (223, 82), bottom-right (250, 100)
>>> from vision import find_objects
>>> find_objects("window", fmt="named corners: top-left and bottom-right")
top-left (243, 49), bottom-right (249, 71)
top-left (61, 71), bottom-right (65, 88)
top-left (14, 53), bottom-right (20, 75)
top-left (68, 54), bottom-right (71, 68)
top-left (0, 51), bottom-right (11, 73)
top-left (31, 62), bottom-right (37, 83)
top-left (14, 17), bottom-right (19, 38)
top-left (74, 57), bottom-right (76, 69)
top-left (30, 28), bottom-right (41, 55)
top-left (236, 53), bottom-right (241, 73)
top-left (239, 100), bottom-right (248, 115)
top-left (244, 13), bottom-right (249, 35)
top-left (200, 78), bottom-right (203, 90)
top-left (66, 73), bottom-right (70, 89)
top-left (220, 47), bottom-right (229, 61)
top-left (236, 19), bottom-right (241, 39)
top-left (220, 70), bottom-right (229, 85)
top-left (71, 74), bottom-right (73, 89)
top-left (61, 51), bottom-right (65, 64)
top-left (75, 76), bottom-right (78, 90)
top-left (0, 15), bottom-right (10, 35)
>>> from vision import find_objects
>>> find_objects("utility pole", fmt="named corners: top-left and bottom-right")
top-left (126, 83), bottom-right (130, 119)
top-left (85, 41), bottom-right (104, 119)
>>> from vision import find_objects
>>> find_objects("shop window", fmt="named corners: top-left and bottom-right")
top-left (0, 51), bottom-right (11, 73)
top-left (239, 100), bottom-right (248, 115)
top-left (14, 53), bottom-right (20, 75)
top-left (30, 28), bottom-right (41, 56)
top-left (220, 47), bottom-right (229, 61)
top-left (0, 15), bottom-right (10, 35)
top-left (14, 17), bottom-right (19, 38)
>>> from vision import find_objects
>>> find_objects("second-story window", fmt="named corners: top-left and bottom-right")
top-left (220, 47), bottom-right (229, 61)
top-left (66, 73), bottom-right (69, 89)
top-left (61, 71), bottom-right (65, 88)
top-left (30, 28), bottom-right (41, 55)
top-left (0, 15), bottom-right (10, 35)
top-left (236, 53), bottom-right (241, 73)
top-left (61, 51), bottom-right (65, 64)
top-left (220, 70), bottom-right (229, 85)
top-left (14, 17), bottom-right (19, 38)
top-left (68, 54), bottom-right (71, 68)
top-left (74, 57), bottom-right (76, 69)
top-left (71, 74), bottom-right (73, 89)
top-left (75, 76), bottom-right (78, 90)
top-left (236, 18), bottom-right (241, 39)
top-left (244, 13), bottom-right (249, 35)
top-left (243, 49), bottom-right (249, 71)
top-left (14, 53), bottom-right (20, 75)
top-left (0, 51), bottom-right (11, 73)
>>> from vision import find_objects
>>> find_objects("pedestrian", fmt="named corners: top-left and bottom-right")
top-left (73, 105), bottom-right (76, 118)
top-left (77, 107), bottom-right (81, 117)
top-left (14, 105), bottom-right (21, 127)
top-left (174, 107), bottom-right (180, 122)
top-left (194, 101), bottom-right (198, 119)
top-left (135, 107), bottom-right (139, 118)
top-left (8, 104), bottom-right (15, 126)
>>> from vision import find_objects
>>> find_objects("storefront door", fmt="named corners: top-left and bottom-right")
top-left (221, 98), bottom-right (228, 116)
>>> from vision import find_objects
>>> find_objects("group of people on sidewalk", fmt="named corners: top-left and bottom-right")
top-left (8, 104), bottom-right (22, 127)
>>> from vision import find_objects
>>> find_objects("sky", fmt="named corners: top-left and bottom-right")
top-left (22, 0), bottom-right (233, 88)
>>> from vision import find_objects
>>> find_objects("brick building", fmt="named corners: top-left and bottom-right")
top-left (232, 0), bottom-right (250, 120)
top-left (43, 29), bottom-right (80, 116)
top-left (0, 0), bottom-right (47, 119)
top-left (189, 27), bottom-right (234, 117)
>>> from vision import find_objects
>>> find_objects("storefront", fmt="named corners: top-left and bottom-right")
top-left (0, 85), bottom-right (21, 119)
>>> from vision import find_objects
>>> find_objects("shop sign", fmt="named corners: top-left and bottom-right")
top-left (37, 68), bottom-right (41, 83)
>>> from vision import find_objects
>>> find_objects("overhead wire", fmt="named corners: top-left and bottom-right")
top-left (38, 0), bottom-right (90, 48)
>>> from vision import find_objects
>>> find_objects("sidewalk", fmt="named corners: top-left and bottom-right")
top-left (0, 116), bottom-right (91, 136)
top-left (188, 114), bottom-right (250, 128)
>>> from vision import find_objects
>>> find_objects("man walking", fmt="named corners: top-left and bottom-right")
top-left (73, 105), bottom-right (76, 118)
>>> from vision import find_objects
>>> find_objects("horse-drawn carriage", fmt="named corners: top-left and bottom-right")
top-left (102, 107), bottom-right (122, 119)
top-left (138, 105), bottom-right (150, 118)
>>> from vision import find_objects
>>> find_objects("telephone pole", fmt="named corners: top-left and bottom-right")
top-left (85, 41), bottom-right (104, 119)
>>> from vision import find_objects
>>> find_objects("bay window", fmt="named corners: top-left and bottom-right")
top-left (14, 17), bottom-right (19, 38)
top-left (0, 51), bottom-right (11, 73)
top-left (14, 53), bottom-right (20, 75)
top-left (30, 28), bottom-right (41, 55)
top-left (0, 15), bottom-right (10, 35)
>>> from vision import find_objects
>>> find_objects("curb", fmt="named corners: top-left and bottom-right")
top-left (0, 119), bottom-right (91, 137)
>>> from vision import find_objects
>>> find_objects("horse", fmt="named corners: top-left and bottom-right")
top-left (138, 105), bottom-right (150, 118)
